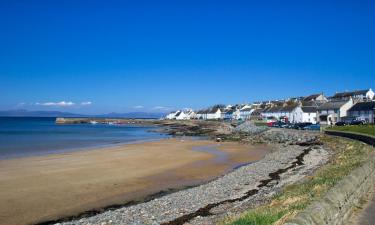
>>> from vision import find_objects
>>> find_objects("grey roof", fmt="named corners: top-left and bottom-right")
top-left (348, 102), bottom-right (375, 112)
top-left (302, 106), bottom-right (317, 113)
top-left (318, 101), bottom-right (347, 110)
top-left (303, 94), bottom-right (322, 101)
top-left (266, 106), bottom-right (283, 113)
top-left (208, 107), bottom-right (220, 114)
top-left (251, 108), bottom-right (264, 115)
top-left (281, 105), bottom-right (298, 112)
top-left (264, 106), bottom-right (298, 113)
top-left (240, 108), bottom-right (252, 112)
top-left (332, 89), bottom-right (369, 99)
top-left (302, 101), bottom-right (321, 107)
top-left (197, 109), bottom-right (209, 114)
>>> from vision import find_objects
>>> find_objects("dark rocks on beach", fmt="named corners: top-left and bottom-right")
top-left (157, 121), bottom-right (234, 137)
top-left (233, 121), bottom-right (269, 135)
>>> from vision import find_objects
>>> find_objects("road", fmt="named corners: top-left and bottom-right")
top-left (351, 189), bottom-right (375, 225)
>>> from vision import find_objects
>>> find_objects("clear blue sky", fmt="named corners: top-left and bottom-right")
top-left (1, 0), bottom-right (374, 114)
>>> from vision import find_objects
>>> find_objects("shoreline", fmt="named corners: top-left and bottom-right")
top-left (57, 128), bottom-right (328, 225)
top-left (0, 136), bottom-right (170, 161)
top-left (0, 138), bottom-right (269, 225)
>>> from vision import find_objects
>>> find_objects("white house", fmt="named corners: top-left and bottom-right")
top-left (282, 105), bottom-right (304, 123)
top-left (222, 109), bottom-right (234, 120)
top-left (206, 107), bottom-right (222, 120)
top-left (261, 107), bottom-right (277, 120)
top-left (303, 93), bottom-right (328, 102)
top-left (165, 111), bottom-right (179, 120)
top-left (231, 108), bottom-right (241, 120)
top-left (261, 106), bottom-right (283, 120)
top-left (301, 106), bottom-right (318, 124)
top-left (347, 102), bottom-right (375, 123)
top-left (260, 105), bottom-right (304, 123)
top-left (250, 108), bottom-right (265, 121)
top-left (186, 110), bottom-right (197, 120)
top-left (178, 111), bottom-right (194, 120)
top-left (317, 98), bottom-right (354, 125)
top-left (332, 89), bottom-right (374, 102)
top-left (239, 108), bottom-right (253, 120)
top-left (196, 109), bottom-right (208, 120)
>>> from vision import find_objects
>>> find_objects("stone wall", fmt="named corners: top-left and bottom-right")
top-left (285, 131), bottom-right (375, 225)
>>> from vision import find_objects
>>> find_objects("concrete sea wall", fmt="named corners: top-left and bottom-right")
top-left (325, 130), bottom-right (375, 147)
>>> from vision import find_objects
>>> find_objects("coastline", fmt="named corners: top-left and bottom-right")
top-left (0, 138), bottom-right (269, 225)
top-left (57, 128), bottom-right (329, 225)
top-left (0, 136), bottom-right (169, 160)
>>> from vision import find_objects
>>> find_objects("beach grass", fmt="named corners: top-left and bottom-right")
top-left (327, 125), bottom-right (375, 137)
top-left (254, 121), bottom-right (268, 127)
top-left (223, 135), bottom-right (374, 225)
top-left (230, 209), bottom-right (287, 225)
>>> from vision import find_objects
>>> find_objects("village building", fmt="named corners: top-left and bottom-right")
top-left (331, 89), bottom-right (374, 102)
top-left (280, 105), bottom-right (304, 123)
top-left (196, 109), bottom-right (208, 120)
top-left (179, 109), bottom-right (196, 120)
top-left (222, 109), bottom-right (234, 120)
top-left (239, 107), bottom-right (253, 120)
top-left (165, 111), bottom-right (179, 120)
top-left (303, 93), bottom-right (327, 102)
top-left (301, 106), bottom-right (318, 124)
top-left (317, 98), bottom-right (354, 125)
top-left (262, 106), bottom-right (280, 121)
top-left (250, 108), bottom-right (265, 121)
top-left (261, 105), bottom-right (304, 123)
top-left (175, 111), bottom-right (189, 120)
top-left (187, 110), bottom-right (197, 120)
top-left (232, 108), bottom-right (241, 120)
top-left (347, 101), bottom-right (375, 124)
top-left (288, 97), bottom-right (304, 103)
top-left (206, 107), bottom-right (222, 120)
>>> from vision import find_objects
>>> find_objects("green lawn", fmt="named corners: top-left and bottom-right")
top-left (327, 125), bottom-right (375, 137)
top-left (222, 136), bottom-right (374, 225)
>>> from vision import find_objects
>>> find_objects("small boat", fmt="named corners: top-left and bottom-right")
top-left (90, 120), bottom-right (98, 124)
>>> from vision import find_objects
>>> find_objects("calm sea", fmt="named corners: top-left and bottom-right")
top-left (0, 117), bottom-right (168, 159)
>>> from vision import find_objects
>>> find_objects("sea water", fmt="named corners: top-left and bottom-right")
top-left (0, 117), bottom-right (168, 159)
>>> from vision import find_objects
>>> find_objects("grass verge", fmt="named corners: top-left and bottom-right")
top-left (223, 136), bottom-right (374, 225)
top-left (327, 125), bottom-right (375, 137)
top-left (253, 121), bottom-right (268, 127)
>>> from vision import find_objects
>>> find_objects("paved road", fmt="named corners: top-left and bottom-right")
top-left (355, 192), bottom-right (375, 225)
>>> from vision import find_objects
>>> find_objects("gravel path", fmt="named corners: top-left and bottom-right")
top-left (57, 129), bottom-right (330, 225)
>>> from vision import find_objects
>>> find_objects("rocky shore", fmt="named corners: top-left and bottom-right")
top-left (57, 124), bottom-right (331, 225)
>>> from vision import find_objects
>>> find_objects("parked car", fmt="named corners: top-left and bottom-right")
top-left (280, 122), bottom-right (290, 128)
top-left (304, 124), bottom-right (321, 131)
top-left (335, 121), bottom-right (347, 126)
top-left (292, 122), bottom-right (313, 130)
top-left (285, 123), bottom-right (295, 129)
top-left (350, 120), bottom-right (365, 125)
top-left (271, 121), bottom-right (288, 128)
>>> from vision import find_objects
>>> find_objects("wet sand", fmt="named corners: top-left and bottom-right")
top-left (0, 138), bottom-right (270, 225)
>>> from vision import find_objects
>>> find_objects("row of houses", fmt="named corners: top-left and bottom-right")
top-left (165, 89), bottom-right (375, 124)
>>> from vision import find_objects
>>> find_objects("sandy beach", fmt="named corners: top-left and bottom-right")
top-left (0, 138), bottom-right (270, 225)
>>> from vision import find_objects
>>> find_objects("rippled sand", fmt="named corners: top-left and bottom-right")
top-left (0, 138), bottom-right (270, 225)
